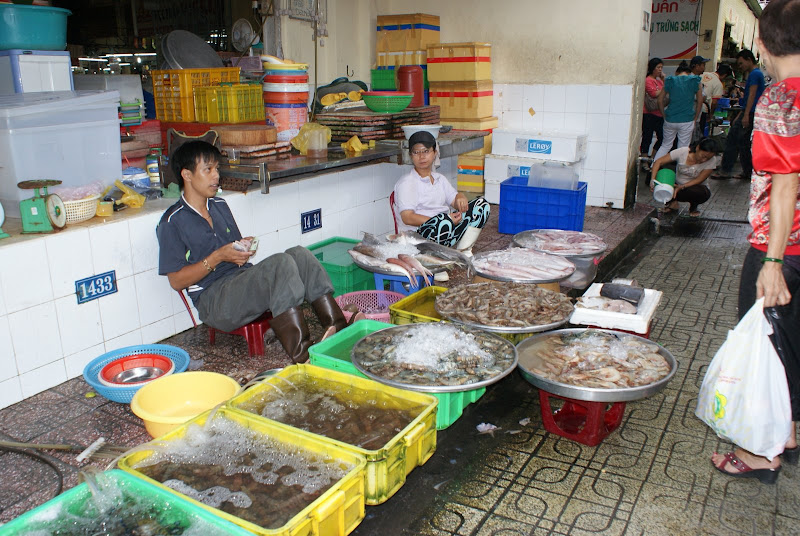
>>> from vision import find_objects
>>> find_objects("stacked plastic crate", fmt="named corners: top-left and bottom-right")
top-left (372, 13), bottom-right (440, 100)
top-left (427, 42), bottom-right (494, 194)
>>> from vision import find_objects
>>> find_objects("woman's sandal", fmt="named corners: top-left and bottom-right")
top-left (783, 446), bottom-right (800, 465)
top-left (712, 452), bottom-right (781, 484)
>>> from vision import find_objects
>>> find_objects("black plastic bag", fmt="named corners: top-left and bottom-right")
top-left (765, 306), bottom-right (800, 420)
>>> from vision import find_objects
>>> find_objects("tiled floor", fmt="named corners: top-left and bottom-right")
top-left (2, 169), bottom-right (778, 536)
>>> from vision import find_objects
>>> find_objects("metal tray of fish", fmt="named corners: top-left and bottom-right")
top-left (350, 254), bottom-right (448, 276)
top-left (512, 230), bottom-right (607, 258)
top-left (351, 323), bottom-right (518, 393)
top-left (471, 250), bottom-right (575, 284)
top-left (516, 328), bottom-right (677, 402)
top-left (434, 283), bottom-right (573, 334)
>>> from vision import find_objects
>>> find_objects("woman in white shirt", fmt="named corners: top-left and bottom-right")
top-left (649, 138), bottom-right (720, 217)
top-left (393, 131), bottom-right (490, 248)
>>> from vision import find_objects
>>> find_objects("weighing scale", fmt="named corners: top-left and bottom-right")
top-left (17, 180), bottom-right (66, 234)
top-left (0, 200), bottom-right (9, 239)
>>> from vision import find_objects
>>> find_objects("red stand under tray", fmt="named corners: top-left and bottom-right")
top-left (538, 391), bottom-right (626, 446)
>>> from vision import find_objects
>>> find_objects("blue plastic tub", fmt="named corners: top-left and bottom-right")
top-left (0, 4), bottom-right (71, 51)
top-left (498, 177), bottom-right (587, 234)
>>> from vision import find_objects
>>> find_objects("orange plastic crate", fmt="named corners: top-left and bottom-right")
top-left (152, 67), bottom-right (240, 122)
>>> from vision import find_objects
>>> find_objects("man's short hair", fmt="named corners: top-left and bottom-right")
top-left (170, 141), bottom-right (221, 188)
top-left (759, 0), bottom-right (800, 57)
top-left (716, 64), bottom-right (733, 77)
top-left (736, 49), bottom-right (757, 63)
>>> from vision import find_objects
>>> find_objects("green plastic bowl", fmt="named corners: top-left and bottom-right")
top-left (362, 91), bottom-right (413, 113)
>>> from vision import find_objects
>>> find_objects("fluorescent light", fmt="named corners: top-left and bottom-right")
top-left (103, 53), bottom-right (133, 58)
top-left (78, 57), bottom-right (108, 62)
top-left (134, 52), bottom-right (157, 57)
top-left (119, 63), bottom-right (131, 66)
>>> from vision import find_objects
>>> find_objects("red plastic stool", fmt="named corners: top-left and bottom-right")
top-left (538, 390), bottom-right (626, 446)
top-left (209, 312), bottom-right (273, 356)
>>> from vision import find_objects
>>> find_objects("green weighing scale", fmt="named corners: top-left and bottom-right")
top-left (0, 200), bottom-right (9, 239)
top-left (17, 180), bottom-right (67, 234)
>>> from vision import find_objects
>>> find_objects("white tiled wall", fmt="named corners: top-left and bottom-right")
top-left (493, 83), bottom-right (634, 208)
top-left (0, 161), bottom-right (404, 409)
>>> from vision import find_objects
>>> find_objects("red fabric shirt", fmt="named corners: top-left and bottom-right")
top-left (748, 78), bottom-right (800, 255)
top-left (644, 77), bottom-right (664, 118)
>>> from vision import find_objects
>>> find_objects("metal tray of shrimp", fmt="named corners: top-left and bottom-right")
top-left (515, 328), bottom-right (677, 402)
top-left (440, 314), bottom-right (570, 334)
top-left (350, 323), bottom-right (518, 393)
top-left (471, 251), bottom-right (575, 285)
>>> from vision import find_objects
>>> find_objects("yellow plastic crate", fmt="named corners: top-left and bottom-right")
top-left (427, 42), bottom-right (492, 82)
top-left (118, 407), bottom-right (367, 536)
top-left (152, 67), bottom-right (240, 122)
top-left (227, 364), bottom-right (437, 505)
top-left (194, 83), bottom-right (266, 124)
top-left (389, 286), bottom-right (448, 324)
top-left (429, 80), bottom-right (494, 120)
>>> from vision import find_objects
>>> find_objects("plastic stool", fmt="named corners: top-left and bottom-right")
top-left (209, 311), bottom-right (273, 356)
top-left (373, 273), bottom-right (425, 297)
top-left (538, 390), bottom-right (626, 446)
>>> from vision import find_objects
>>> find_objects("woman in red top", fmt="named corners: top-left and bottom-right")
top-left (711, 0), bottom-right (800, 484)
top-left (641, 57), bottom-right (665, 173)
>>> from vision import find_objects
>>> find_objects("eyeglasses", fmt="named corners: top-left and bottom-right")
top-left (411, 148), bottom-right (434, 156)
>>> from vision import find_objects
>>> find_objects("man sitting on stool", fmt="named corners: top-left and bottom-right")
top-left (157, 140), bottom-right (351, 363)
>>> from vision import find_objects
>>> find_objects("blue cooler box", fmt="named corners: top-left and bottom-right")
top-left (498, 177), bottom-right (587, 234)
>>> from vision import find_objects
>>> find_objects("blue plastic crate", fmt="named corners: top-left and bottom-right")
top-left (498, 177), bottom-right (587, 234)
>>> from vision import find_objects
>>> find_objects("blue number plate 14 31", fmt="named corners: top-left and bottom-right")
top-left (75, 270), bottom-right (118, 304)
top-left (301, 208), bottom-right (322, 234)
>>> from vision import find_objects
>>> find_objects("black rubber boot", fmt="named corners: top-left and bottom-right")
top-left (270, 306), bottom-right (312, 363)
top-left (311, 293), bottom-right (348, 333)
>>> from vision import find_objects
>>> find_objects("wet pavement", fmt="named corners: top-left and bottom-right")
top-left (2, 169), bottom-right (787, 536)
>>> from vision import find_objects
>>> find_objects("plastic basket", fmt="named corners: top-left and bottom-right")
top-left (389, 286), bottom-right (448, 324)
top-left (335, 290), bottom-right (405, 322)
top-left (83, 344), bottom-right (191, 403)
top-left (151, 67), bottom-right (240, 122)
top-left (362, 91), bottom-right (413, 113)
top-left (0, 470), bottom-right (253, 535)
top-left (307, 319), bottom-right (484, 430)
top-left (498, 178), bottom-right (587, 234)
top-left (227, 364), bottom-right (437, 505)
top-left (118, 407), bottom-right (367, 536)
top-left (64, 195), bottom-right (100, 224)
top-left (194, 83), bottom-right (265, 124)
top-left (307, 237), bottom-right (375, 297)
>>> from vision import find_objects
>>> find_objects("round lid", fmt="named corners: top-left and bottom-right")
top-left (163, 30), bottom-right (224, 69)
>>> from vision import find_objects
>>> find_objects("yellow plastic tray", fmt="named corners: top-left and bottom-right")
top-left (227, 364), bottom-right (437, 505)
top-left (389, 286), bottom-right (448, 324)
top-left (118, 407), bottom-right (367, 536)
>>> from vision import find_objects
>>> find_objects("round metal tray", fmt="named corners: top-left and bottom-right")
top-left (516, 328), bottom-right (677, 402)
top-left (511, 230), bottom-right (608, 259)
top-left (434, 283), bottom-right (573, 334)
top-left (351, 324), bottom-right (518, 393)
top-left (471, 250), bottom-right (575, 284)
top-left (350, 252), bottom-right (448, 276)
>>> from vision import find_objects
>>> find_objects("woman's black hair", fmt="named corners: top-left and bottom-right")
top-left (647, 57), bottom-right (663, 76)
top-left (170, 141), bottom-right (221, 188)
top-left (759, 0), bottom-right (800, 57)
top-left (690, 137), bottom-right (720, 153)
top-left (675, 61), bottom-right (691, 74)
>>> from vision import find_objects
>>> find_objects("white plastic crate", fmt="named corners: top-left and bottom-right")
top-left (0, 90), bottom-right (122, 216)
top-left (492, 128), bottom-right (588, 163)
top-left (484, 154), bottom-right (583, 204)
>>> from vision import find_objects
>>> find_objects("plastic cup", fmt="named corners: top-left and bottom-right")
top-left (228, 147), bottom-right (240, 164)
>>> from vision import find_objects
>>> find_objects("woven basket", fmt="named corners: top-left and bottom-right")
top-left (63, 195), bottom-right (100, 224)
top-left (335, 290), bottom-right (405, 323)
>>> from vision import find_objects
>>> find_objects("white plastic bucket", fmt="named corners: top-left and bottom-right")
top-left (653, 182), bottom-right (674, 204)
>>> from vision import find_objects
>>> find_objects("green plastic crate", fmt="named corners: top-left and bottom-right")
top-left (0, 470), bottom-right (252, 535)
top-left (308, 320), bottom-right (486, 430)
top-left (371, 67), bottom-right (429, 90)
top-left (307, 237), bottom-right (375, 297)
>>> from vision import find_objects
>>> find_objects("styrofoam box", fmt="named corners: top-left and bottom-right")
top-left (492, 128), bottom-right (588, 163)
top-left (484, 154), bottom-right (583, 204)
top-left (569, 283), bottom-right (663, 334)
top-left (73, 74), bottom-right (144, 106)
top-left (0, 90), bottom-right (122, 216)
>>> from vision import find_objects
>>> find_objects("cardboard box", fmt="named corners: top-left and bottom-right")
top-left (377, 50), bottom-right (427, 68)
top-left (429, 80), bottom-right (493, 120)
top-left (492, 128), bottom-right (588, 163)
top-left (377, 14), bottom-right (440, 53)
top-left (443, 116), bottom-right (497, 156)
top-left (457, 154), bottom-right (485, 193)
top-left (427, 42), bottom-right (491, 82)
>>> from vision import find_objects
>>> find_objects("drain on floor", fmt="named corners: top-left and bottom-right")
top-left (660, 217), bottom-right (748, 239)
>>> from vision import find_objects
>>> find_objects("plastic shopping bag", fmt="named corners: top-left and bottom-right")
top-left (695, 298), bottom-right (792, 460)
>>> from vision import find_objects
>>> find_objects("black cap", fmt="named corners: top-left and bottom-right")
top-left (408, 130), bottom-right (436, 148)
top-left (690, 55), bottom-right (709, 65)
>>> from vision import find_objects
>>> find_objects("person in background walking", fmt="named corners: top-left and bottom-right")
top-left (641, 57), bottom-right (665, 175)
top-left (690, 56), bottom-right (710, 138)
top-left (710, 0), bottom-right (800, 484)
top-left (653, 61), bottom-right (703, 161)
top-left (714, 50), bottom-right (766, 179)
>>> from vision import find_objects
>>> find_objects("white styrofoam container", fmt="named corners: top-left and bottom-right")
top-left (569, 283), bottom-right (663, 335)
top-left (492, 128), bottom-right (588, 163)
top-left (0, 91), bottom-right (122, 216)
top-left (73, 74), bottom-right (144, 106)
top-left (485, 182), bottom-right (500, 204)
top-left (484, 154), bottom-right (584, 204)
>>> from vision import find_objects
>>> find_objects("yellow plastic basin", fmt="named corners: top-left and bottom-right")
top-left (131, 371), bottom-right (241, 438)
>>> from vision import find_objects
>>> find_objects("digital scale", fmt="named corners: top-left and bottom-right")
top-left (17, 180), bottom-right (66, 234)
top-left (0, 200), bottom-right (9, 239)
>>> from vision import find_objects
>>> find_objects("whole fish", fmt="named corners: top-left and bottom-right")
top-left (349, 250), bottom-right (409, 276)
top-left (415, 242), bottom-right (472, 277)
top-left (398, 254), bottom-right (433, 286)
top-left (387, 258), bottom-right (418, 288)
